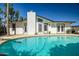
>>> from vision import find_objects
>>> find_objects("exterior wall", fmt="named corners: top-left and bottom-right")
top-left (10, 28), bottom-right (15, 35)
top-left (36, 16), bottom-right (49, 34)
top-left (16, 22), bottom-right (24, 34)
top-left (10, 22), bottom-right (27, 35)
top-left (36, 22), bottom-right (57, 34)
top-left (56, 24), bottom-right (65, 33)
top-left (36, 19), bottom-right (72, 34)
top-left (64, 23), bottom-right (72, 33)
top-left (10, 23), bottom-right (15, 35)
top-left (48, 23), bottom-right (72, 34)
top-left (48, 24), bottom-right (57, 33)
top-left (27, 11), bottom-right (36, 35)
top-left (10, 21), bottom-right (72, 35)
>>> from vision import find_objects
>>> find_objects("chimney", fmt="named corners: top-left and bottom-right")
top-left (27, 11), bottom-right (36, 35)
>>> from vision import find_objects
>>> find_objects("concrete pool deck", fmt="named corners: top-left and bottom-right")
top-left (0, 34), bottom-right (79, 44)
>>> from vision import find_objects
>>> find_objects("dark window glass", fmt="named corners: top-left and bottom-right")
top-left (12, 23), bottom-right (16, 31)
top-left (24, 26), bottom-right (27, 32)
top-left (44, 24), bottom-right (48, 31)
top-left (24, 23), bottom-right (27, 32)
top-left (57, 25), bottom-right (60, 32)
top-left (38, 18), bottom-right (43, 22)
top-left (61, 25), bottom-right (65, 32)
top-left (38, 24), bottom-right (42, 32)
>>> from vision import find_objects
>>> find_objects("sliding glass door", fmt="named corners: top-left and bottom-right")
top-left (38, 24), bottom-right (42, 32)
top-left (44, 23), bottom-right (48, 31)
top-left (57, 24), bottom-right (65, 32)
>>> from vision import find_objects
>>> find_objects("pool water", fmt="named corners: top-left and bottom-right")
top-left (0, 35), bottom-right (79, 56)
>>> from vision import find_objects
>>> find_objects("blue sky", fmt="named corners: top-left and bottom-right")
top-left (0, 3), bottom-right (79, 25)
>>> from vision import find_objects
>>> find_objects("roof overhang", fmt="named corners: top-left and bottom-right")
top-left (72, 25), bottom-right (79, 27)
top-left (37, 15), bottom-right (54, 22)
top-left (53, 21), bottom-right (75, 24)
top-left (37, 15), bottom-right (75, 24)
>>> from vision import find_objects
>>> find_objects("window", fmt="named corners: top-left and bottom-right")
top-left (61, 25), bottom-right (65, 32)
top-left (44, 23), bottom-right (48, 31)
top-left (57, 25), bottom-right (60, 32)
top-left (38, 18), bottom-right (43, 22)
top-left (38, 24), bottom-right (42, 32)
top-left (24, 23), bottom-right (27, 32)
top-left (24, 26), bottom-right (27, 32)
top-left (12, 23), bottom-right (16, 31)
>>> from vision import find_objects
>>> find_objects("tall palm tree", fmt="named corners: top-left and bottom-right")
top-left (0, 8), bottom-right (3, 33)
top-left (4, 3), bottom-right (15, 36)
top-left (0, 8), bottom-right (2, 19)
top-left (0, 8), bottom-right (2, 13)
top-left (15, 10), bottom-right (19, 21)
top-left (6, 3), bottom-right (10, 36)
top-left (9, 6), bottom-right (15, 21)
top-left (20, 16), bottom-right (23, 21)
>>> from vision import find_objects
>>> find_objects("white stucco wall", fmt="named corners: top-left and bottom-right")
top-left (36, 22), bottom-right (58, 34)
top-left (27, 11), bottom-right (36, 35)
top-left (64, 23), bottom-right (71, 33)
top-left (48, 23), bottom-right (71, 34)
top-left (65, 27), bottom-right (71, 32)
top-left (10, 22), bottom-right (27, 35)
top-left (10, 23), bottom-right (15, 35)
top-left (10, 28), bottom-right (15, 35)
top-left (48, 24), bottom-right (57, 33)
top-left (16, 22), bottom-right (24, 34)
top-left (36, 21), bottom-right (72, 34)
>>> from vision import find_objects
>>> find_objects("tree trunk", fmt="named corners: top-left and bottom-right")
top-left (7, 3), bottom-right (10, 36)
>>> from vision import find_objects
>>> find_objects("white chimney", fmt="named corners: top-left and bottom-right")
top-left (27, 11), bottom-right (36, 35)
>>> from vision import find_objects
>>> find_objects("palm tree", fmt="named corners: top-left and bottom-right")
top-left (20, 16), bottom-right (23, 21)
top-left (9, 7), bottom-right (15, 21)
top-left (0, 8), bottom-right (3, 13)
top-left (6, 3), bottom-right (10, 36)
top-left (4, 3), bottom-right (15, 36)
top-left (0, 8), bottom-right (3, 33)
top-left (15, 10), bottom-right (19, 21)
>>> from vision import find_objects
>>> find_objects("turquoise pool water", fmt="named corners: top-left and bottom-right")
top-left (0, 35), bottom-right (79, 56)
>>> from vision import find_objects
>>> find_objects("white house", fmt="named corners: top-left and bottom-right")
top-left (9, 11), bottom-right (75, 35)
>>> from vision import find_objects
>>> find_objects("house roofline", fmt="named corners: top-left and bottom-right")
top-left (53, 21), bottom-right (75, 23)
top-left (37, 15), bottom-right (75, 23)
top-left (37, 15), bottom-right (54, 22)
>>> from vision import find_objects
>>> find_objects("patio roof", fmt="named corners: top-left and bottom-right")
top-left (72, 25), bottom-right (79, 27)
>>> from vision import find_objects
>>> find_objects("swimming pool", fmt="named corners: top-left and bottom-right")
top-left (0, 35), bottom-right (79, 56)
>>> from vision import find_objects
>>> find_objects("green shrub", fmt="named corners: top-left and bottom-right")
top-left (66, 29), bottom-right (75, 34)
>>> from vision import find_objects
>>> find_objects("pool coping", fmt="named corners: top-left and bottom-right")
top-left (0, 34), bottom-right (79, 44)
